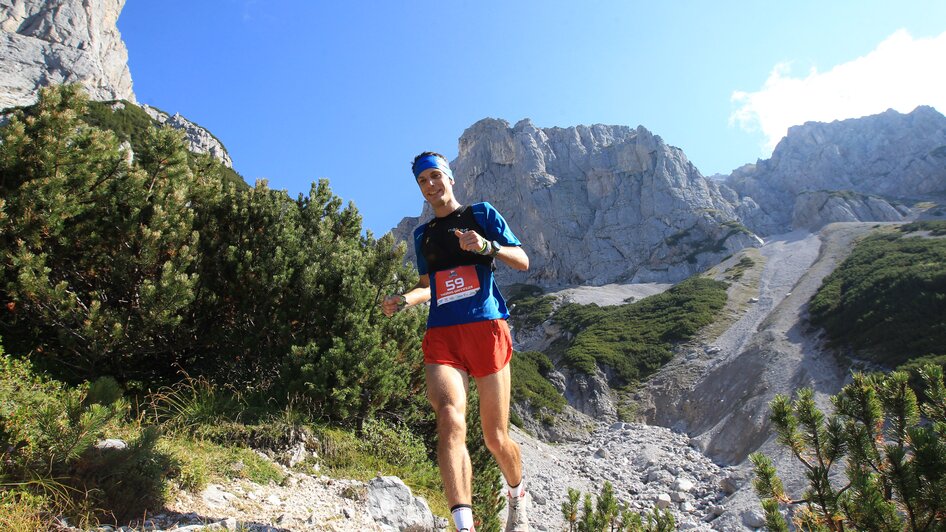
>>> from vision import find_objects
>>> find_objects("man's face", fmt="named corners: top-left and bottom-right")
top-left (416, 167), bottom-right (454, 207)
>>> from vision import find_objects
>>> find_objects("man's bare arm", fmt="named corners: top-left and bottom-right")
top-left (382, 275), bottom-right (431, 317)
top-left (453, 229), bottom-right (529, 271)
top-left (494, 244), bottom-right (529, 271)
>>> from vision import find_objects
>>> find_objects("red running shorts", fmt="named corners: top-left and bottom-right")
top-left (422, 319), bottom-right (513, 377)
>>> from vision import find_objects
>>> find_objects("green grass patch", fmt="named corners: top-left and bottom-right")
top-left (554, 277), bottom-right (728, 383)
top-left (510, 351), bottom-right (565, 413)
top-left (0, 490), bottom-right (50, 531)
top-left (312, 422), bottom-right (446, 517)
top-left (509, 295), bottom-right (556, 329)
top-left (810, 224), bottom-right (946, 367)
top-left (724, 256), bottom-right (756, 281)
top-left (160, 435), bottom-right (284, 491)
top-left (901, 220), bottom-right (946, 236)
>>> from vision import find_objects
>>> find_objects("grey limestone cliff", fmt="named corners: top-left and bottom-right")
top-left (0, 0), bottom-right (134, 109)
top-left (394, 118), bottom-right (762, 287)
top-left (729, 106), bottom-right (946, 234)
top-left (0, 1), bottom-right (234, 168)
top-left (142, 104), bottom-right (234, 168)
top-left (791, 190), bottom-right (910, 232)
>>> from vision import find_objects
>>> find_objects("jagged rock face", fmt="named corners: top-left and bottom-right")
top-left (394, 118), bottom-right (761, 287)
top-left (791, 190), bottom-right (909, 232)
top-left (142, 105), bottom-right (233, 168)
top-left (729, 106), bottom-right (946, 234)
top-left (0, 0), bottom-right (134, 109)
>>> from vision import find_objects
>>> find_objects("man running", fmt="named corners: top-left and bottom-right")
top-left (382, 151), bottom-right (530, 532)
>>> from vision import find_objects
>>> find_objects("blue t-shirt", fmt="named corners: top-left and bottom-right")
top-left (413, 202), bottom-right (521, 329)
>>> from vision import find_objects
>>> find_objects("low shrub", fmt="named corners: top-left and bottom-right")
top-left (555, 277), bottom-right (727, 383)
top-left (561, 481), bottom-right (675, 531)
top-left (0, 348), bottom-right (172, 523)
top-left (724, 256), bottom-right (755, 281)
top-left (509, 295), bottom-right (556, 329)
top-left (810, 224), bottom-right (946, 368)
top-left (510, 351), bottom-right (565, 413)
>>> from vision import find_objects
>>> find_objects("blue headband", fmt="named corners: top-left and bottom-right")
top-left (412, 154), bottom-right (453, 180)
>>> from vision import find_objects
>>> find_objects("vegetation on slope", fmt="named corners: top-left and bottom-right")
top-left (509, 294), bottom-right (556, 330)
top-left (809, 221), bottom-right (946, 369)
top-left (0, 352), bottom-right (448, 527)
top-left (0, 85), bottom-right (477, 527)
top-left (510, 350), bottom-right (566, 414)
top-left (83, 99), bottom-right (248, 190)
top-left (554, 277), bottom-right (728, 384)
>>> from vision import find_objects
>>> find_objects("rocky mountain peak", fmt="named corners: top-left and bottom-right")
top-left (730, 106), bottom-right (946, 234)
top-left (0, 0), bottom-right (134, 109)
top-left (395, 118), bottom-right (761, 287)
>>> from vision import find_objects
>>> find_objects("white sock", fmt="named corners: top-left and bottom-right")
top-left (451, 504), bottom-right (474, 531)
top-left (505, 476), bottom-right (525, 498)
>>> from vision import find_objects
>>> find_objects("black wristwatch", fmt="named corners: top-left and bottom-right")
top-left (488, 240), bottom-right (502, 257)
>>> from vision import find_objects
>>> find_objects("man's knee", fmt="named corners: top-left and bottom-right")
top-left (483, 428), bottom-right (510, 454)
top-left (435, 404), bottom-right (467, 442)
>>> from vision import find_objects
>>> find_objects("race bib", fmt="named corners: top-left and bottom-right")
top-left (435, 265), bottom-right (481, 305)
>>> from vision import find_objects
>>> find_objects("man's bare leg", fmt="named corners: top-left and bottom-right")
top-left (426, 363), bottom-right (472, 507)
top-left (475, 364), bottom-right (522, 486)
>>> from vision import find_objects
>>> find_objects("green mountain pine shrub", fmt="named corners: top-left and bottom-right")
top-left (554, 277), bottom-right (727, 383)
top-left (0, 346), bottom-right (172, 523)
top-left (561, 482), bottom-right (675, 531)
top-left (809, 222), bottom-right (946, 369)
top-left (0, 85), bottom-right (429, 424)
top-left (752, 365), bottom-right (946, 530)
top-left (0, 85), bottom-right (201, 383)
top-left (508, 294), bottom-right (555, 329)
top-left (510, 350), bottom-right (566, 414)
top-left (82, 99), bottom-right (247, 190)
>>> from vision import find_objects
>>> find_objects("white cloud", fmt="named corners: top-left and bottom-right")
top-left (730, 29), bottom-right (946, 152)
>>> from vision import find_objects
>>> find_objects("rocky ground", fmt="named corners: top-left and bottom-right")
top-left (515, 423), bottom-right (754, 531)
top-left (78, 420), bottom-right (754, 532)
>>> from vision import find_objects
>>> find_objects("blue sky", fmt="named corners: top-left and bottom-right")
top-left (117, 1), bottom-right (946, 235)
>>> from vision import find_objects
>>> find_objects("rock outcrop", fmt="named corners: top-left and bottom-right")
top-left (142, 104), bottom-right (234, 168)
top-left (0, 0), bottom-right (134, 109)
top-left (791, 190), bottom-right (909, 232)
top-left (729, 106), bottom-right (946, 234)
top-left (0, 2), bottom-right (234, 169)
top-left (367, 476), bottom-right (439, 532)
top-left (394, 118), bottom-right (763, 287)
